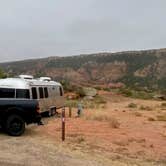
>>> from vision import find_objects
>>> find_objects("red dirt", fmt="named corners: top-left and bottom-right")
top-left (39, 93), bottom-right (166, 163)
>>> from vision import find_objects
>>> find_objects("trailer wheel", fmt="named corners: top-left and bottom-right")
top-left (47, 107), bottom-right (56, 117)
top-left (48, 110), bottom-right (52, 117)
top-left (5, 115), bottom-right (25, 136)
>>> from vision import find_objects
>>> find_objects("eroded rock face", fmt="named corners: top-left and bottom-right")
top-left (156, 58), bottom-right (166, 79)
top-left (78, 61), bottom-right (127, 84)
top-left (0, 48), bottom-right (166, 89)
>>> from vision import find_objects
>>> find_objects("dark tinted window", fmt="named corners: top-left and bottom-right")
top-left (44, 87), bottom-right (48, 98)
top-left (32, 87), bottom-right (37, 99)
top-left (0, 88), bottom-right (15, 98)
top-left (39, 87), bottom-right (44, 98)
top-left (59, 86), bottom-right (63, 96)
top-left (16, 89), bottom-right (30, 99)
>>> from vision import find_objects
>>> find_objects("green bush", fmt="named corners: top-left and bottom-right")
top-left (94, 95), bottom-right (107, 104)
top-left (119, 88), bottom-right (132, 97)
top-left (119, 88), bottom-right (154, 100)
top-left (76, 87), bottom-right (86, 97)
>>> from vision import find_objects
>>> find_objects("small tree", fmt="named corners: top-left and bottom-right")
top-left (0, 68), bottom-right (7, 78)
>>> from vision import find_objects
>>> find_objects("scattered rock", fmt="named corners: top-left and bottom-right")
top-left (82, 87), bottom-right (97, 97)
top-left (153, 95), bottom-right (166, 100)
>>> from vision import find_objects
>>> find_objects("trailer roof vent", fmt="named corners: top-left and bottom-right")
top-left (39, 77), bottom-right (51, 82)
top-left (19, 75), bottom-right (34, 80)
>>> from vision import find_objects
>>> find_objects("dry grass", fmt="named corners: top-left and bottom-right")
top-left (83, 111), bottom-right (120, 128)
top-left (113, 140), bottom-right (129, 146)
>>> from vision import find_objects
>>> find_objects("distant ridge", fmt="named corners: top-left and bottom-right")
top-left (0, 48), bottom-right (166, 89)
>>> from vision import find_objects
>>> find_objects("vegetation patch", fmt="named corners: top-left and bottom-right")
top-left (65, 95), bottom-right (107, 109)
top-left (148, 117), bottom-right (156, 121)
top-left (109, 118), bottom-right (120, 128)
top-left (134, 112), bottom-right (142, 117)
top-left (83, 111), bottom-right (120, 128)
top-left (156, 114), bottom-right (166, 121)
top-left (119, 88), bottom-right (154, 99)
top-left (128, 103), bottom-right (137, 108)
top-left (140, 105), bottom-right (153, 111)
top-left (161, 103), bottom-right (166, 107)
top-left (76, 136), bottom-right (86, 144)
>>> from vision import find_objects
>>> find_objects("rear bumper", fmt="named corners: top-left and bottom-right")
top-left (27, 114), bottom-right (42, 124)
top-left (33, 115), bottom-right (42, 123)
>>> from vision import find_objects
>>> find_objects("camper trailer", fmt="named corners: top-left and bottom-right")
top-left (0, 75), bottom-right (65, 116)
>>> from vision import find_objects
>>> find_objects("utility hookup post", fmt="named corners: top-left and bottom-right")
top-left (62, 107), bottom-right (65, 141)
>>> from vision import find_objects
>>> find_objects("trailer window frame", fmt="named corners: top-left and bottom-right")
top-left (32, 87), bottom-right (38, 99)
top-left (44, 87), bottom-right (49, 98)
top-left (0, 88), bottom-right (15, 98)
top-left (16, 89), bottom-right (30, 99)
top-left (39, 87), bottom-right (44, 99)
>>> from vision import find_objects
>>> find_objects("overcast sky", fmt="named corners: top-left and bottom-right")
top-left (0, 0), bottom-right (166, 62)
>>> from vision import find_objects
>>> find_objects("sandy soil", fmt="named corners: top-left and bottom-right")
top-left (0, 92), bottom-right (166, 166)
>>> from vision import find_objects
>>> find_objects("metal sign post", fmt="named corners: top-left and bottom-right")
top-left (62, 107), bottom-right (65, 141)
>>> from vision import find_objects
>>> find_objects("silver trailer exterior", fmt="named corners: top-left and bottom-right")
top-left (0, 76), bottom-right (65, 115)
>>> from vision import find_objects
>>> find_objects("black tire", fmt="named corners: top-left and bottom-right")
top-left (5, 115), bottom-right (25, 136)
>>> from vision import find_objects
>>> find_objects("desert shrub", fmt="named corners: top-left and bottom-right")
top-left (119, 88), bottom-right (154, 99)
top-left (148, 117), bottom-right (156, 121)
top-left (134, 112), bottom-right (142, 117)
top-left (61, 80), bottom-right (75, 92)
top-left (103, 87), bottom-right (111, 91)
top-left (94, 95), bottom-right (107, 104)
top-left (76, 136), bottom-right (85, 144)
top-left (161, 103), bottom-right (166, 107)
top-left (140, 105), bottom-right (152, 111)
top-left (128, 103), bottom-right (137, 108)
top-left (94, 86), bottom-right (102, 90)
top-left (156, 114), bottom-right (166, 121)
top-left (84, 111), bottom-right (120, 128)
top-left (0, 68), bottom-right (7, 78)
top-left (140, 105), bottom-right (146, 110)
top-left (119, 88), bottom-right (132, 97)
top-left (76, 87), bottom-right (86, 97)
top-left (133, 91), bottom-right (153, 99)
top-left (109, 118), bottom-right (120, 128)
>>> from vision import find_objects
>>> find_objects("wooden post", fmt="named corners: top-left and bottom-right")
top-left (69, 107), bottom-right (72, 118)
top-left (62, 107), bottom-right (65, 141)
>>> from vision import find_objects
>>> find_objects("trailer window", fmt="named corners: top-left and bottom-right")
top-left (16, 89), bottom-right (30, 99)
top-left (44, 87), bottom-right (48, 98)
top-left (32, 87), bottom-right (37, 99)
top-left (59, 86), bottom-right (63, 96)
top-left (39, 87), bottom-right (44, 98)
top-left (0, 88), bottom-right (15, 98)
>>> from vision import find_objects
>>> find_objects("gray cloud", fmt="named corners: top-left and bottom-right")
top-left (0, 0), bottom-right (166, 62)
